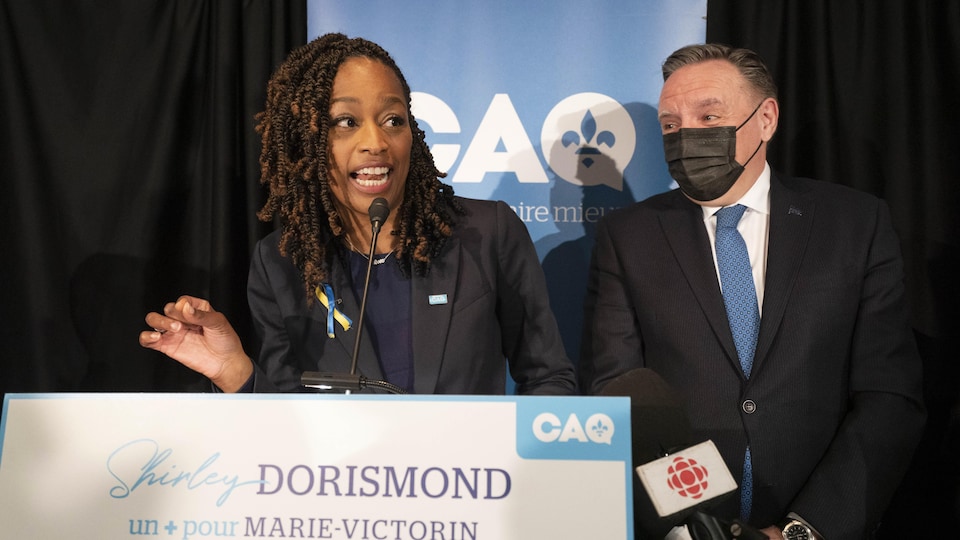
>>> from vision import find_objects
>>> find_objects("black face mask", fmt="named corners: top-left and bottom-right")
top-left (662, 102), bottom-right (764, 202)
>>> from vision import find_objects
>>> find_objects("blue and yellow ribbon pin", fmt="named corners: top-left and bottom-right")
top-left (315, 284), bottom-right (352, 338)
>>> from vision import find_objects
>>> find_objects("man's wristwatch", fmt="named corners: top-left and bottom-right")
top-left (781, 519), bottom-right (815, 540)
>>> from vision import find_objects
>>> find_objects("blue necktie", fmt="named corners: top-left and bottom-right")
top-left (715, 204), bottom-right (759, 522)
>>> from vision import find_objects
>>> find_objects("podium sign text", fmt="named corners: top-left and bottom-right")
top-left (0, 393), bottom-right (632, 539)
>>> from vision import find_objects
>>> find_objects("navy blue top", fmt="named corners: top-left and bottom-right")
top-left (347, 250), bottom-right (414, 392)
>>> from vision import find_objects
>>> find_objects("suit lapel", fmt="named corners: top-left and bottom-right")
top-left (410, 236), bottom-right (460, 394)
top-left (752, 174), bottom-right (814, 374)
top-left (660, 197), bottom-right (743, 372)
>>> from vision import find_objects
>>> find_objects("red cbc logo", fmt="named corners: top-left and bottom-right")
top-left (666, 456), bottom-right (709, 499)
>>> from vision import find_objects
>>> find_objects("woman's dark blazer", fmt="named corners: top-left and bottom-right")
top-left (246, 197), bottom-right (576, 396)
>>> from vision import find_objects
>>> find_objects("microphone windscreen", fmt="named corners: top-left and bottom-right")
top-left (598, 368), bottom-right (692, 465)
top-left (600, 368), bottom-right (698, 538)
top-left (368, 197), bottom-right (390, 226)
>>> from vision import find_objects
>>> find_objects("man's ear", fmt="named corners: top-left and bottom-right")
top-left (760, 97), bottom-right (779, 141)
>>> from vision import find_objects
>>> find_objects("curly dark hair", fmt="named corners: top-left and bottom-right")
top-left (255, 33), bottom-right (463, 302)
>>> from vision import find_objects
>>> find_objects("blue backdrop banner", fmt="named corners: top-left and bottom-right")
top-left (307, 0), bottom-right (707, 369)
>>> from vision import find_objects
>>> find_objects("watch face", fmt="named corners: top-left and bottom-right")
top-left (784, 523), bottom-right (810, 540)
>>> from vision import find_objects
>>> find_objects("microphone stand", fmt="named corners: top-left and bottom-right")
top-left (301, 372), bottom-right (406, 394)
top-left (301, 198), bottom-right (407, 395)
top-left (348, 200), bottom-right (383, 383)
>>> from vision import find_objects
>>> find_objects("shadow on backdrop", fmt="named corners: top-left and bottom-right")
top-left (539, 101), bottom-right (671, 382)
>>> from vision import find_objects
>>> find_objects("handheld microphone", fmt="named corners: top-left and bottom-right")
top-left (599, 368), bottom-right (764, 540)
top-left (301, 197), bottom-right (406, 395)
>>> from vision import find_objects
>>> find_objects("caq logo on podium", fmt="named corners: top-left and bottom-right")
top-left (516, 396), bottom-right (631, 462)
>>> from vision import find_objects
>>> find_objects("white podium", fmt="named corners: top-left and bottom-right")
top-left (0, 393), bottom-right (632, 539)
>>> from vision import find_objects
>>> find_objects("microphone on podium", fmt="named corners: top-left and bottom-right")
top-left (599, 368), bottom-right (766, 540)
top-left (301, 197), bottom-right (406, 395)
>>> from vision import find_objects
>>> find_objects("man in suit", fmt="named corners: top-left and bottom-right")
top-left (580, 44), bottom-right (925, 539)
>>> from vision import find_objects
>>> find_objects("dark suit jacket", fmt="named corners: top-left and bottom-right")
top-left (581, 171), bottom-right (925, 538)
top-left (246, 197), bottom-right (576, 396)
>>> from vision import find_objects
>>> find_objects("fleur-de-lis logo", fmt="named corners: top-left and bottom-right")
top-left (542, 92), bottom-right (635, 189)
top-left (561, 110), bottom-right (616, 168)
top-left (590, 416), bottom-right (610, 441)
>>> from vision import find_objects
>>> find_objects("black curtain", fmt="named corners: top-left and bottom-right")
top-left (707, 0), bottom-right (960, 534)
top-left (0, 1), bottom-right (306, 403)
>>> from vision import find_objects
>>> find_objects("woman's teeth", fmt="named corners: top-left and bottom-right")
top-left (353, 166), bottom-right (390, 186)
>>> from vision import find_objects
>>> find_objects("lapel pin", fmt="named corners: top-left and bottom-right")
top-left (788, 206), bottom-right (803, 216)
top-left (315, 284), bottom-right (352, 337)
top-left (428, 294), bottom-right (448, 305)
